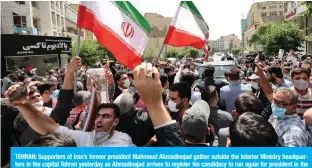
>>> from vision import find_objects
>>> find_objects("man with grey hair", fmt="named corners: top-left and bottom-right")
top-left (114, 93), bottom-right (155, 146)
top-left (269, 87), bottom-right (309, 147)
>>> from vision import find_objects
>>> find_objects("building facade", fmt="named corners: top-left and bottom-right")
top-left (244, 1), bottom-right (286, 51)
top-left (0, 1), bottom-right (75, 75)
top-left (284, 1), bottom-right (312, 54)
top-left (241, 19), bottom-right (247, 50)
top-left (209, 34), bottom-right (241, 52)
top-left (1, 1), bottom-right (67, 36)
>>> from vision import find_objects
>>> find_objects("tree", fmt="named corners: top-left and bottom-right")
top-left (142, 48), bottom-right (156, 61)
top-left (249, 22), bottom-right (304, 56)
top-left (231, 47), bottom-right (241, 56)
top-left (302, 1), bottom-right (312, 17)
top-left (165, 49), bottom-right (179, 58)
top-left (71, 38), bottom-right (111, 66)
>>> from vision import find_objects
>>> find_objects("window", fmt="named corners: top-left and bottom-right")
top-left (57, 14), bottom-right (60, 26)
top-left (280, 11), bottom-right (283, 15)
top-left (31, 1), bottom-right (37, 8)
top-left (280, 5), bottom-right (283, 8)
top-left (15, 1), bottom-right (25, 4)
top-left (270, 5), bottom-right (276, 9)
top-left (52, 12), bottom-right (56, 25)
top-left (261, 13), bottom-right (267, 17)
top-left (270, 12), bottom-right (277, 16)
top-left (262, 6), bottom-right (266, 9)
top-left (13, 13), bottom-right (27, 27)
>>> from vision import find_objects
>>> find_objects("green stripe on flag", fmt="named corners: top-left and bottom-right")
top-left (113, 1), bottom-right (150, 34)
top-left (180, 1), bottom-right (209, 30)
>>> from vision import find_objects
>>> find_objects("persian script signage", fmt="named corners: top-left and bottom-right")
top-left (1, 34), bottom-right (71, 57)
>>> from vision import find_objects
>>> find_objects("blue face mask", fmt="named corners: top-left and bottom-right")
top-left (271, 103), bottom-right (287, 119)
top-left (159, 68), bottom-right (164, 74)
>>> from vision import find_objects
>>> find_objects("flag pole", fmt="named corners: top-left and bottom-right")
top-left (156, 44), bottom-right (165, 62)
top-left (74, 29), bottom-right (81, 93)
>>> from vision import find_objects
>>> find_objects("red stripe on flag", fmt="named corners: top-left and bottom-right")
top-left (77, 5), bottom-right (141, 70)
top-left (202, 46), bottom-right (209, 62)
top-left (164, 26), bottom-right (205, 49)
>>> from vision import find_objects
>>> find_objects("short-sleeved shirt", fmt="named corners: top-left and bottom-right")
top-left (290, 87), bottom-right (312, 117)
top-left (269, 114), bottom-right (309, 147)
top-left (55, 126), bottom-right (136, 147)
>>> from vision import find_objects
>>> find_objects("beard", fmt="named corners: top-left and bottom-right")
top-left (269, 77), bottom-right (276, 84)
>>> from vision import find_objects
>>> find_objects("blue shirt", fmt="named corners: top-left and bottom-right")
top-left (219, 82), bottom-right (252, 113)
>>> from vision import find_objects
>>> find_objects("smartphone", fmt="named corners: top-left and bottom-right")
top-left (9, 82), bottom-right (29, 102)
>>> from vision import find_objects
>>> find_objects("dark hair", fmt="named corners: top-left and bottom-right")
top-left (282, 67), bottom-right (291, 73)
top-left (127, 71), bottom-right (134, 79)
top-left (201, 85), bottom-right (217, 105)
top-left (235, 92), bottom-right (263, 115)
top-left (203, 66), bottom-right (214, 78)
top-left (37, 84), bottom-right (53, 95)
top-left (169, 82), bottom-right (191, 101)
top-left (17, 75), bottom-right (26, 82)
top-left (180, 72), bottom-right (195, 87)
top-left (267, 65), bottom-right (283, 79)
top-left (291, 68), bottom-right (311, 79)
top-left (160, 73), bottom-right (168, 87)
top-left (228, 68), bottom-right (240, 81)
top-left (29, 88), bottom-right (39, 96)
top-left (114, 71), bottom-right (127, 81)
top-left (229, 112), bottom-right (277, 147)
top-left (97, 103), bottom-right (121, 119)
top-left (26, 133), bottom-right (77, 147)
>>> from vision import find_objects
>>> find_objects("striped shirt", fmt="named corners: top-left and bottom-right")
top-left (290, 87), bottom-right (312, 117)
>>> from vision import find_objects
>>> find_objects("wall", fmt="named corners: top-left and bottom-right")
top-left (37, 1), bottom-right (52, 36)
top-left (1, 1), bottom-right (32, 34)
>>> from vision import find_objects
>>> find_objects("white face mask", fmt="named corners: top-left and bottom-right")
top-left (294, 79), bottom-right (309, 90)
top-left (123, 79), bottom-right (130, 88)
top-left (251, 82), bottom-right (260, 90)
top-left (32, 101), bottom-right (44, 108)
top-left (168, 100), bottom-right (180, 112)
top-left (93, 119), bottom-right (116, 146)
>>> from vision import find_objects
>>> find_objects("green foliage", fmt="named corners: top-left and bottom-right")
top-left (71, 38), bottom-right (111, 66)
top-left (142, 48), bottom-right (156, 61)
top-left (231, 47), bottom-right (241, 56)
top-left (302, 1), bottom-right (312, 17)
top-left (249, 22), bottom-right (303, 56)
top-left (165, 49), bottom-right (179, 58)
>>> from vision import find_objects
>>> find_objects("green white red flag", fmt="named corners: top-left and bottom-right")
top-left (77, 1), bottom-right (150, 70)
top-left (163, 1), bottom-right (209, 49)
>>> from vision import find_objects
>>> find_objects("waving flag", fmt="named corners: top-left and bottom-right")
top-left (202, 44), bottom-right (209, 62)
top-left (163, 1), bottom-right (209, 49)
top-left (77, 1), bottom-right (150, 70)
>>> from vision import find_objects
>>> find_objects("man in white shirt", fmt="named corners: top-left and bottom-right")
top-left (7, 57), bottom-right (135, 147)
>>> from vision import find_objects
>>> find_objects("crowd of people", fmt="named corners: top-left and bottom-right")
top-left (1, 49), bottom-right (312, 166)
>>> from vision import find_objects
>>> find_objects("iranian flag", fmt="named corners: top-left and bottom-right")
top-left (164, 1), bottom-right (209, 49)
top-left (202, 44), bottom-right (209, 62)
top-left (77, 1), bottom-right (150, 70)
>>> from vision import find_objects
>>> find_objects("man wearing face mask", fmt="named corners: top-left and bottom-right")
top-left (8, 94), bottom-right (135, 147)
top-left (289, 68), bottom-right (312, 119)
top-left (249, 74), bottom-right (272, 119)
top-left (282, 67), bottom-right (292, 81)
top-left (113, 71), bottom-right (130, 100)
top-left (268, 88), bottom-right (309, 147)
top-left (299, 61), bottom-right (312, 88)
top-left (37, 84), bottom-right (54, 108)
top-left (168, 82), bottom-right (191, 125)
top-left (267, 66), bottom-right (293, 90)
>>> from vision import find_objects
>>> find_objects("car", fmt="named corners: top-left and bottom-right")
top-left (196, 60), bottom-right (238, 82)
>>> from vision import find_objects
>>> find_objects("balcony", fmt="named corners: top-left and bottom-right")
top-left (13, 27), bottom-right (38, 35)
